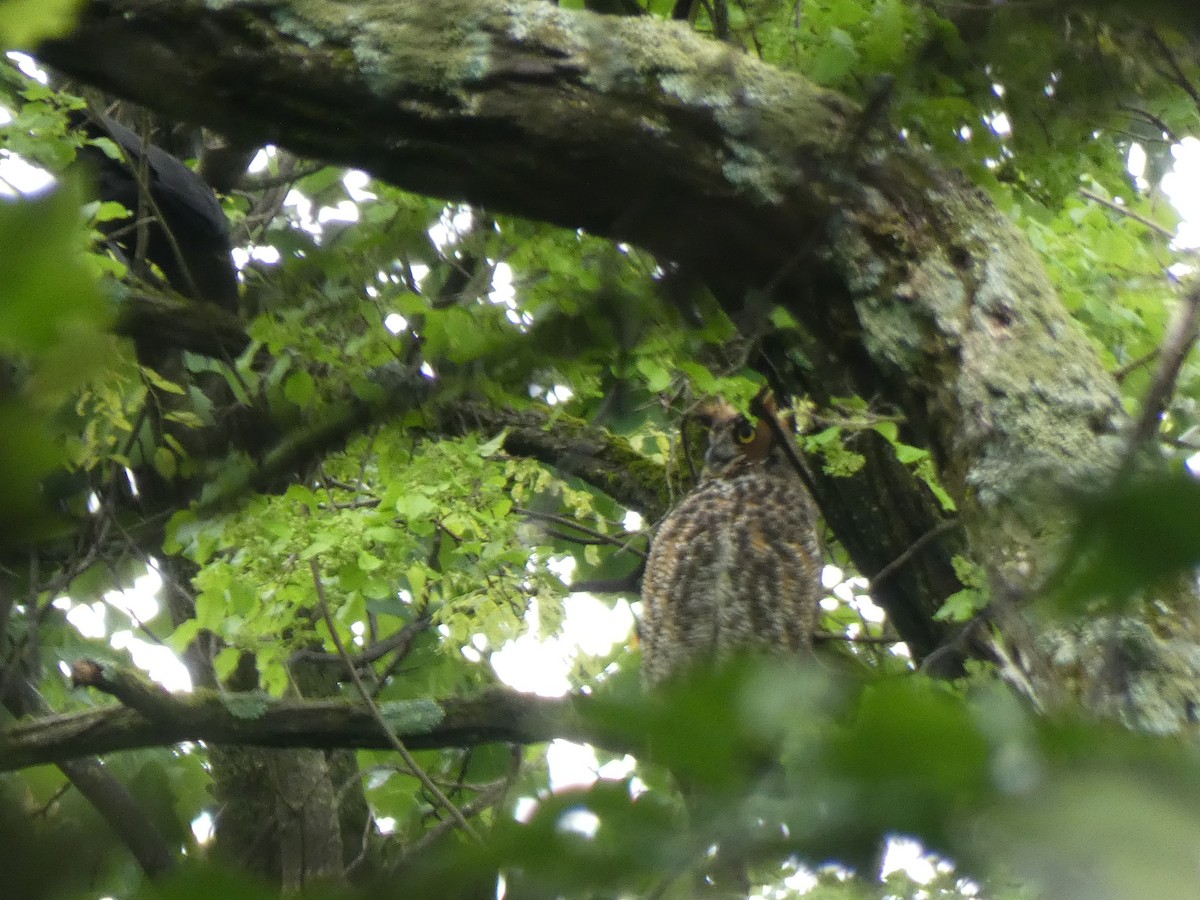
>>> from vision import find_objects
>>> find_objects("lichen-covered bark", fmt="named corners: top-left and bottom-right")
top-left (39, 0), bottom-right (852, 264)
top-left (825, 167), bottom-right (1126, 579)
top-left (37, 0), bottom-right (1200, 723)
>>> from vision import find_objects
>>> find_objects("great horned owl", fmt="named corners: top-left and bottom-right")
top-left (640, 400), bottom-right (823, 687)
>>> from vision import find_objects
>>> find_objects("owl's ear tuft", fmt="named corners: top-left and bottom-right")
top-left (693, 397), bottom-right (739, 425)
top-left (750, 387), bottom-right (797, 432)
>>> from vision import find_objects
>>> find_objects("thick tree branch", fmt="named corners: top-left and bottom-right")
top-left (117, 288), bottom-right (250, 359)
top-left (39, 0), bottom-right (855, 272)
top-left (0, 663), bottom-right (626, 774)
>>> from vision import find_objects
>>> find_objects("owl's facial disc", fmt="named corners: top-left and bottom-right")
top-left (703, 413), bottom-right (773, 475)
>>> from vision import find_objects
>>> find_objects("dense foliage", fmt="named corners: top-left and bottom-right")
top-left (3, 1), bottom-right (1200, 899)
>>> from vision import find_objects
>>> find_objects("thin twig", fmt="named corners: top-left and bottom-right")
top-left (390, 746), bottom-right (521, 874)
top-left (1119, 276), bottom-right (1200, 470)
top-left (515, 507), bottom-right (648, 559)
top-left (0, 542), bottom-right (101, 704)
top-left (1145, 28), bottom-right (1200, 113)
top-left (1113, 346), bottom-right (1160, 383)
top-left (321, 476), bottom-right (367, 493)
top-left (568, 568), bottom-right (643, 595)
top-left (812, 630), bottom-right (902, 645)
top-left (85, 104), bottom-right (205, 300)
top-left (1117, 103), bottom-right (1178, 144)
top-left (308, 559), bottom-right (480, 841)
top-left (1079, 188), bottom-right (1175, 240)
top-left (316, 498), bottom-right (380, 511)
top-left (810, 412), bottom-right (906, 430)
top-left (679, 410), bottom-right (705, 484)
top-left (290, 617), bottom-right (429, 668)
top-left (869, 518), bottom-right (960, 590)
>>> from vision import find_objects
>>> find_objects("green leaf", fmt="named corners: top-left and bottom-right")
top-left (872, 420), bottom-right (899, 443)
top-left (406, 564), bottom-right (428, 599)
top-left (678, 361), bottom-right (718, 395)
top-left (825, 676), bottom-right (991, 850)
top-left (144, 368), bottom-right (186, 395)
top-left (0, 0), bottom-right (83, 47)
top-left (90, 199), bottom-right (131, 224)
top-left (282, 483), bottom-right (318, 514)
top-left (153, 446), bottom-right (178, 480)
top-left (395, 492), bottom-right (436, 520)
top-left (1049, 471), bottom-right (1200, 611)
top-left (222, 692), bottom-right (270, 720)
top-left (167, 619), bottom-right (202, 655)
top-left (213, 647), bottom-right (241, 683)
top-left (300, 533), bottom-right (336, 560)
top-left (0, 403), bottom-right (69, 544)
top-left (635, 356), bottom-right (672, 393)
top-left (0, 181), bottom-right (108, 357)
top-left (357, 550), bottom-right (384, 573)
top-left (283, 369), bottom-right (316, 408)
top-left (809, 27), bottom-right (859, 86)
top-left (477, 428), bottom-right (509, 458)
top-left (807, 426), bottom-right (841, 447)
top-left (933, 588), bottom-right (984, 623)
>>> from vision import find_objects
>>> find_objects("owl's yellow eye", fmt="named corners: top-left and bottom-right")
top-left (734, 419), bottom-right (757, 444)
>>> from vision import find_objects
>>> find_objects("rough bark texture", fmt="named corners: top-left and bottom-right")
top-left (34, 0), bottom-right (1200, 723)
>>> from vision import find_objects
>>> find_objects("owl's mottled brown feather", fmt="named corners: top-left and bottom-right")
top-left (640, 403), bottom-right (822, 687)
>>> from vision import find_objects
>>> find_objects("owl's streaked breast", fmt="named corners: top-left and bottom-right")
top-left (640, 460), bottom-right (821, 687)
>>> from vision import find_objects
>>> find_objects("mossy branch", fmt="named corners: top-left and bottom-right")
top-left (0, 660), bottom-right (631, 774)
